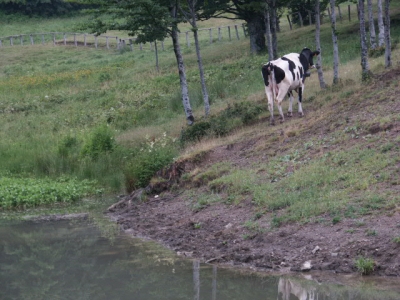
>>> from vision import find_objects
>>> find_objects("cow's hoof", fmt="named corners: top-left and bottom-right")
top-left (287, 112), bottom-right (293, 117)
top-left (270, 119), bottom-right (275, 126)
top-left (298, 113), bottom-right (304, 118)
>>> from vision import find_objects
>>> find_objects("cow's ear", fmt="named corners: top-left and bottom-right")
top-left (313, 51), bottom-right (320, 56)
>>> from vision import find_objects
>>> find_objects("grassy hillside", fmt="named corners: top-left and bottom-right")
top-left (0, 4), bottom-right (399, 212)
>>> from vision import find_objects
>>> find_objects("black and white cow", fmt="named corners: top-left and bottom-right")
top-left (261, 48), bottom-right (320, 125)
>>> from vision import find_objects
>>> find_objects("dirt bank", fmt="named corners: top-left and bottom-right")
top-left (108, 67), bottom-right (400, 277)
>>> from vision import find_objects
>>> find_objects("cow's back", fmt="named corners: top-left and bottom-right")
top-left (278, 53), bottom-right (304, 90)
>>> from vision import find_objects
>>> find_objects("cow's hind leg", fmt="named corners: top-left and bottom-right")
top-left (276, 90), bottom-right (287, 123)
top-left (297, 87), bottom-right (304, 117)
top-left (287, 92), bottom-right (294, 117)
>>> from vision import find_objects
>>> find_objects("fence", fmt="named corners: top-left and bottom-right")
top-left (0, 23), bottom-right (247, 51)
top-left (285, 3), bottom-right (361, 30)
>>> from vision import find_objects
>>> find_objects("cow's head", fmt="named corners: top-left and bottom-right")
top-left (300, 48), bottom-right (320, 70)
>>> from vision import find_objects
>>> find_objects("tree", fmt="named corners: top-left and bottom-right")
top-left (329, 0), bottom-right (339, 85)
top-left (315, 0), bottom-right (326, 88)
top-left (384, 0), bottom-right (391, 68)
top-left (180, 0), bottom-right (210, 117)
top-left (359, 0), bottom-right (370, 81)
top-left (377, 0), bottom-right (385, 47)
top-left (79, 0), bottom-right (195, 124)
top-left (264, 5), bottom-right (274, 61)
top-left (367, 0), bottom-right (377, 50)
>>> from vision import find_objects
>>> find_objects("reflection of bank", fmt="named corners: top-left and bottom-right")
top-left (193, 260), bottom-right (217, 300)
top-left (277, 277), bottom-right (316, 300)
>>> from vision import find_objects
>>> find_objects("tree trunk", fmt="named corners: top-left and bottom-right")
top-left (359, 0), bottom-right (371, 81)
top-left (367, 0), bottom-right (377, 49)
top-left (315, 0), bottom-right (327, 88)
top-left (171, 27), bottom-right (194, 124)
top-left (384, 0), bottom-right (391, 68)
top-left (186, 0), bottom-right (210, 117)
top-left (270, 0), bottom-right (278, 59)
top-left (330, 0), bottom-right (339, 85)
top-left (247, 14), bottom-right (266, 54)
top-left (377, 0), bottom-right (385, 47)
top-left (265, 7), bottom-right (274, 61)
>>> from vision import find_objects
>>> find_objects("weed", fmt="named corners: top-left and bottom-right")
top-left (354, 256), bottom-right (375, 275)
top-left (332, 216), bottom-right (341, 225)
top-left (392, 236), bottom-right (400, 243)
top-left (365, 229), bottom-right (377, 236)
top-left (81, 125), bottom-right (116, 160)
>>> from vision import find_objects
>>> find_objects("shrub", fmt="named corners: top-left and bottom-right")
top-left (81, 125), bottom-right (116, 160)
top-left (354, 256), bottom-right (375, 275)
top-left (123, 133), bottom-right (178, 192)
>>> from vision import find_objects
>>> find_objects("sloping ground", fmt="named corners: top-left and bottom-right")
top-left (109, 67), bottom-right (400, 276)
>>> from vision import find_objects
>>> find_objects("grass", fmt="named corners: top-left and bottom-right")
top-left (0, 3), bottom-right (399, 212)
top-left (354, 256), bottom-right (375, 275)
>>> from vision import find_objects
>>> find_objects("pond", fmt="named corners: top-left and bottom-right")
top-left (1, 218), bottom-right (399, 300)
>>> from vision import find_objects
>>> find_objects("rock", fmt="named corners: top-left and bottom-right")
top-left (312, 246), bottom-right (321, 254)
top-left (301, 261), bottom-right (312, 271)
top-left (225, 223), bottom-right (233, 229)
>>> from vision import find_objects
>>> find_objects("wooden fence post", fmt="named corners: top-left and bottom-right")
top-left (186, 31), bottom-right (190, 47)
top-left (234, 25), bottom-right (240, 40)
top-left (298, 12), bottom-right (303, 27)
top-left (228, 26), bottom-right (231, 41)
top-left (140, 43), bottom-right (143, 51)
top-left (63, 33), bottom-right (67, 45)
top-left (20, 35), bottom-right (23, 45)
top-left (356, 3), bottom-right (360, 20)
top-left (287, 15), bottom-right (293, 30)
top-left (150, 42), bottom-right (153, 50)
top-left (337, 5), bottom-right (342, 22)
top-left (242, 24), bottom-right (246, 36)
top-left (94, 35), bottom-right (98, 48)
top-left (10, 37), bottom-right (13, 46)
top-left (348, 5), bottom-right (351, 22)
top-left (0, 39), bottom-right (2, 47)
top-left (218, 27), bottom-right (222, 41)
top-left (129, 39), bottom-right (133, 51)
top-left (53, 34), bottom-right (56, 46)
top-left (106, 36), bottom-right (109, 49)
top-left (84, 34), bottom-right (87, 47)
top-left (209, 28), bottom-right (212, 43)
top-left (74, 34), bottom-right (77, 47)
top-left (30, 34), bottom-right (34, 45)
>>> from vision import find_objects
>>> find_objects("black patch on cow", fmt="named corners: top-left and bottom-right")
top-left (296, 72), bottom-right (300, 81)
top-left (273, 65), bottom-right (285, 84)
top-left (299, 54), bottom-right (309, 73)
top-left (261, 64), bottom-right (271, 86)
top-left (282, 57), bottom-right (296, 81)
top-left (299, 66), bottom-right (304, 78)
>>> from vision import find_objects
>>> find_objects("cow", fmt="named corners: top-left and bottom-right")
top-left (261, 48), bottom-right (320, 125)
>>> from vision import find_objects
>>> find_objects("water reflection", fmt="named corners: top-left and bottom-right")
top-left (0, 219), bottom-right (399, 300)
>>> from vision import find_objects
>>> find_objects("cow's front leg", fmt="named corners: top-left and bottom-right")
top-left (277, 101), bottom-right (285, 123)
top-left (267, 98), bottom-right (275, 125)
top-left (287, 92), bottom-right (293, 117)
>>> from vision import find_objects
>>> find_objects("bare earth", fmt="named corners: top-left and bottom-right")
top-left (108, 67), bottom-right (400, 277)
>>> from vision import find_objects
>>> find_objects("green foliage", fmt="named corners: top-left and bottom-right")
top-left (81, 125), bottom-right (116, 160)
top-left (0, 176), bottom-right (100, 209)
top-left (354, 256), bottom-right (375, 275)
top-left (123, 133), bottom-right (178, 191)
top-left (180, 101), bottom-right (265, 144)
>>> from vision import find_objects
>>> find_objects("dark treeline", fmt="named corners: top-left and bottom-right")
top-left (0, 0), bottom-right (95, 17)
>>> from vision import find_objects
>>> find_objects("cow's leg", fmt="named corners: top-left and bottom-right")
top-left (297, 86), bottom-right (304, 117)
top-left (287, 91), bottom-right (294, 117)
top-left (265, 88), bottom-right (275, 125)
top-left (276, 90), bottom-right (287, 123)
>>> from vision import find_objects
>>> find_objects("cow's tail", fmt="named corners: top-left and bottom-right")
top-left (268, 63), bottom-right (279, 102)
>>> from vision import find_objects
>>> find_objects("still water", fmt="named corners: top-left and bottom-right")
top-left (1, 218), bottom-right (399, 300)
